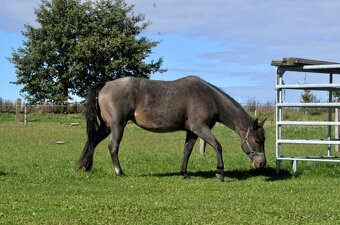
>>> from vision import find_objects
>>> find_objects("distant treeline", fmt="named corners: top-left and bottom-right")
top-left (0, 97), bottom-right (276, 115)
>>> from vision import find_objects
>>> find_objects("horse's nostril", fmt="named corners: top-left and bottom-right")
top-left (253, 160), bottom-right (266, 169)
top-left (259, 161), bottom-right (266, 168)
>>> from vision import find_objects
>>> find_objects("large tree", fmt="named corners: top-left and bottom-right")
top-left (10, 0), bottom-right (164, 103)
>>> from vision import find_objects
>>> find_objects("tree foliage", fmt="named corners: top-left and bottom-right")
top-left (300, 90), bottom-right (320, 103)
top-left (300, 90), bottom-right (313, 103)
top-left (10, 0), bottom-right (165, 103)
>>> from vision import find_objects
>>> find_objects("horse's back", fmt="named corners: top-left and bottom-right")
top-left (98, 76), bottom-right (219, 131)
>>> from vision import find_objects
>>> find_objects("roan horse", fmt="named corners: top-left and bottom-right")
top-left (77, 76), bottom-right (266, 181)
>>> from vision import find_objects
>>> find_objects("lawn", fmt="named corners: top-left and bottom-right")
top-left (0, 113), bottom-right (339, 224)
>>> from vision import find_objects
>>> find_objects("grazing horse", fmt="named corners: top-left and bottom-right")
top-left (77, 76), bottom-right (266, 181)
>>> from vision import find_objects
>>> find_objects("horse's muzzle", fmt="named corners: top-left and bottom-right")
top-left (252, 155), bottom-right (266, 169)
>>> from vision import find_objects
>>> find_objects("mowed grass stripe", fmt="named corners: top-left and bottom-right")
top-left (0, 116), bottom-right (339, 224)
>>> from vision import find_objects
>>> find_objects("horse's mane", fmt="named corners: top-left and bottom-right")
top-left (208, 82), bottom-right (265, 139)
top-left (199, 78), bottom-right (253, 124)
top-left (209, 83), bottom-right (243, 109)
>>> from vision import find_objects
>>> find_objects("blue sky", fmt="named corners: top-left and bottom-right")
top-left (1, 0), bottom-right (340, 103)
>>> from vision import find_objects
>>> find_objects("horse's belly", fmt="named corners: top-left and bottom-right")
top-left (133, 110), bottom-right (184, 132)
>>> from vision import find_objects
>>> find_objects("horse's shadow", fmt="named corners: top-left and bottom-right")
top-left (147, 167), bottom-right (292, 181)
top-left (0, 171), bottom-right (10, 177)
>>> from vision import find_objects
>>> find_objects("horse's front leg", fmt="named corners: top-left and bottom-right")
top-left (213, 141), bottom-right (224, 181)
top-left (181, 131), bottom-right (198, 179)
top-left (108, 124), bottom-right (125, 176)
top-left (191, 125), bottom-right (224, 181)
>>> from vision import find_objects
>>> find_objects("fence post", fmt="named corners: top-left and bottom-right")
top-left (24, 102), bottom-right (27, 126)
top-left (336, 98), bottom-right (340, 152)
top-left (15, 98), bottom-right (21, 123)
top-left (199, 138), bottom-right (206, 154)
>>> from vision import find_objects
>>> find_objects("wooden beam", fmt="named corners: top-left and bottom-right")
top-left (271, 57), bottom-right (339, 67)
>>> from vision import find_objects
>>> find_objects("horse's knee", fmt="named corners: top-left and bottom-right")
top-left (214, 142), bottom-right (222, 152)
top-left (108, 139), bottom-right (119, 153)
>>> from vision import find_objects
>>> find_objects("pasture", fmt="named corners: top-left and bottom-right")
top-left (0, 113), bottom-right (339, 224)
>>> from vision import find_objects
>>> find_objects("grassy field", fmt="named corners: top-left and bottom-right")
top-left (0, 113), bottom-right (339, 224)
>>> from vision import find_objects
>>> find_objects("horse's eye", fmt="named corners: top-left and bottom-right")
top-left (255, 140), bottom-right (260, 144)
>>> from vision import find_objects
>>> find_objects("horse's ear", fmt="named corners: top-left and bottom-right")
top-left (253, 118), bottom-right (266, 129)
top-left (258, 118), bottom-right (267, 128)
top-left (253, 118), bottom-right (259, 129)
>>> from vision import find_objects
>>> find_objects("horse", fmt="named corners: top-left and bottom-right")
top-left (77, 76), bottom-right (266, 181)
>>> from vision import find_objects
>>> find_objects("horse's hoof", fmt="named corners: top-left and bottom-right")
top-left (181, 171), bottom-right (191, 179)
top-left (117, 172), bottom-right (126, 177)
top-left (183, 174), bottom-right (191, 179)
top-left (215, 173), bottom-right (224, 182)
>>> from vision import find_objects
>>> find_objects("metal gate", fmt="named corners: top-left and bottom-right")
top-left (272, 58), bottom-right (340, 174)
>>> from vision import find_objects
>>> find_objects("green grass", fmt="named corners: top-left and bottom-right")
top-left (0, 114), bottom-right (339, 224)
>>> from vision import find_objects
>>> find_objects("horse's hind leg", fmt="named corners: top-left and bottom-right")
top-left (181, 131), bottom-right (198, 179)
top-left (108, 123), bottom-right (126, 176)
top-left (78, 124), bottom-right (110, 171)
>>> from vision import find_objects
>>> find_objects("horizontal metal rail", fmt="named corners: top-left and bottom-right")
top-left (277, 103), bottom-right (340, 108)
top-left (277, 139), bottom-right (340, 145)
top-left (303, 64), bottom-right (340, 70)
top-left (277, 157), bottom-right (340, 163)
top-left (276, 64), bottom-right (340, 74)
top-left (277, 121), bottom-right (340, 126)
top-left (276, 84), bottom-right (340, 91)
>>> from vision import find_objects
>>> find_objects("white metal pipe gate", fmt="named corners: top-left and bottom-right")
top-left (272, 58), bottom-right (340, 175)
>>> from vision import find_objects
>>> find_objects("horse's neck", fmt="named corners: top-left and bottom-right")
top-left (218, 97), bottom-right (253, 137)
top-left (202, 81), bottom-right (253, 137)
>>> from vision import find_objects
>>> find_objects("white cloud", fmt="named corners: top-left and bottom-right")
top-left (0, 0), bottom-right (40, 31)
top-left (130, 0), bottom-right (340, 40)
top-left (130, 0), bottom-right (340, 61)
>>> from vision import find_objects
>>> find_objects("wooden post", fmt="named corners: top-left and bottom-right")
top-left (199, 138), bottom-right (206, 154)
top-left (15, 98), bottom-right (21, 123)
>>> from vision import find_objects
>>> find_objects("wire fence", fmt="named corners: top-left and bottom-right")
top-left (0, 98), bottom-right (85, 114)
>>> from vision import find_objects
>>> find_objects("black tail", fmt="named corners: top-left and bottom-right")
top-left (77, 83), bottom-right (106, 170)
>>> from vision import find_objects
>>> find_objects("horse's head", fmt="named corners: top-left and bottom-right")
top-left (241, 118), bottom-right (266, 169)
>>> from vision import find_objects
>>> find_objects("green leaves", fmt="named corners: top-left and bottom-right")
top-left (10, 0), bottom-right (165, 103)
